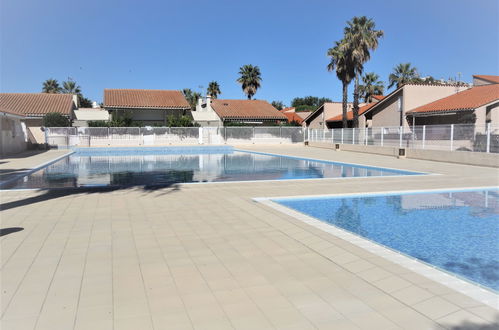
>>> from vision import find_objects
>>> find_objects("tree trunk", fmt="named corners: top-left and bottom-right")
top-left (342, 82), bottom-right (348, 129)
top-left (352, 74), bottom-right (360, 128)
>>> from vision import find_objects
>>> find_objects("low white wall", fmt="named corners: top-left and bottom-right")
top-left (308, 142), bottom-right (499, 167)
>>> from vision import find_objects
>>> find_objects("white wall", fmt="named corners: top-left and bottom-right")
top-left (1, 114), bottom-right (27, 156)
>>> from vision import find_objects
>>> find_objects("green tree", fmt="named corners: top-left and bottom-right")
top-left (388, 63), bottom-right (419, 89)
top-left (166, 115), bottom-right (199, 127)
top-left (78, 96), bottom-right (93, 108)
top-left (42, 79), bottom-right (61, 93)
top-left (359, 72), bottom-right (384, 103)
top-left (43, 112), bottom-right (70, 127)
top-left (61, 78), bottom-right (81, 94)
top-left (343, 16), bottom-right (383, 127)
top-left (291, 96), bottom-right (332, 108)
top-left (327, 40), bottom-right (355, 128)
top-left (207, 81), bottom-right (221, 99)
top-left (182, 88), bottom-right (201, 110)
top-left (271, 101), bottom-right (285, 110)
top-left (236, 64), bottom-right (261, 100)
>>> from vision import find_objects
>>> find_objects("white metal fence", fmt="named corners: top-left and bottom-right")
top-left (308, 124), bottom-right (499, 153)
top-left (45, 126), bottom-right (306, 147)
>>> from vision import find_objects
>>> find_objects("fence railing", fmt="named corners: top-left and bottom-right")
top-left (307, 124), bottom-right (499, 153)
top-left (45, 126), bottom-right (306, 147)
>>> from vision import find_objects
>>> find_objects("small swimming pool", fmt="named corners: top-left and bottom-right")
top-left (2, 146), bottom-right (421, 189)
top-left (272, 189), bottom-right (499, 291)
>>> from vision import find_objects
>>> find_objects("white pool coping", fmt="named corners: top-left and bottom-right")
top-left (254, 187), bottom-right (499, 310)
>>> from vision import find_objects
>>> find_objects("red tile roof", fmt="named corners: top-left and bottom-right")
top-left (104, 89), bottom-right (190, 109)
top-left (372, 95), bottom-right (384, 101)
top-left (0, 93), bottom-right (74, 117)
top-left (282, 111), bottom-right (306, 124)
top-left (473, 75), bottom-right (499, 84)
top-left (211, 100), bottom-right (287, 120)
top-left (326, 98), bottom-right (384, 122)
top-left (0, 107), bottom-right (25, 117)
top-left (408, 84), bottom-right (499, 114)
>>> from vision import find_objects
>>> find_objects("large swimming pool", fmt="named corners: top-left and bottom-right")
top-left (2, 146), bottom-right (421, 189)
top-left (273, 189), bottom-right (499, 291)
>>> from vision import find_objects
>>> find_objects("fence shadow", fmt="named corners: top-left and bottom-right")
top-left (446, 316), bottom-right (499, 330)
top-left (0, 227), bottom-right (24, 237)
top-left (0, 183), bottom-right (181, 212)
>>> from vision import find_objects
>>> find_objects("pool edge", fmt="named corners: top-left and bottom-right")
top-left (253, 187), bottom-right (499, 310)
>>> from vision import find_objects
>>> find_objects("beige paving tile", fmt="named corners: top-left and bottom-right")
top-left (412, 296), bottom-right (461, 320)
top-left (1, 146), bottom-right (498, 330)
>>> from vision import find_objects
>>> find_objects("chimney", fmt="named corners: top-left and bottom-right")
top-left (72, 94), bottom-right (79, 108)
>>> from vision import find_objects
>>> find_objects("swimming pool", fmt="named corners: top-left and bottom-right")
top-left (272, 189), bottom-right (499, 291)
top-left (2, 146), bottom-right (421, 189)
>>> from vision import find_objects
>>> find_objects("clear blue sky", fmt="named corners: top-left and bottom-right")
top-left (1, 0), bottom-right (498, 105)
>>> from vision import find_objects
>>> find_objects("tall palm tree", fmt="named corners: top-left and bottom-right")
top-left (388, 63), bottom-right (419, 89)
top-left (359, 72), bottom-right (384, 103)
top-left (42, 79), bottom-right (61, 93)
top-left (343, 16), bottom-right (384, 128)
top-left (61, 78), bottom-right (81, 95)
top-left (207, 81), bottom-right (221, 99)
top-left (327, 40), bottom-right (355, 128)
top-left (236, 65), bottom-right (261, 100)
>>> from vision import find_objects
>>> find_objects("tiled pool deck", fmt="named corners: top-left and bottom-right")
top-left (1, 146), bottom-right (498, 330)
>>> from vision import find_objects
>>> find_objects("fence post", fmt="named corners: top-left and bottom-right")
top-left (341, 128), bottom-right (344, 144)
top-left (399, 126), bottom-right (403, 148)
top-left (381, 127), bottom-right (384, 146)
top-left (486, 123), bottom-right (491, 153)
top-left (108, 127), bottom-right (110, 146)
top-left (422, 125), bottom-right (426, 149)
top-left (450, 124), bottom-right (454, 151)
top-left (352, 128), bottom-right (355, 145)
top-left (198, 127), bottom-right (203, 144)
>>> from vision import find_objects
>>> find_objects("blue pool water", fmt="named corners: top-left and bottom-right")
top-left (274, 189), bottom-right (499, 291)
top-left (2, 146), bottom-right (421, 189)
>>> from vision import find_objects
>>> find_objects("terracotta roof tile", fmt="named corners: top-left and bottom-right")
top-left (473, 75), bottom-right (499, 84)
top-left (0, 93), bottom-right (74, 117)
top-left (408, 84), bottom-right (499, 114)
top-left (282, 111), bottom-right (306, 124)
top-left (211, 99), bottom-right (287, 120)
top-left (326, 100), bottom-right (381, 122)
top-left (104, 89), bottom-right (190, 109)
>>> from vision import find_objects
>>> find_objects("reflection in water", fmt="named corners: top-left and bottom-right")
top-left (276, 189), bottom-right (499, 291)
top-left (6, 151), bottom-right (414, 189)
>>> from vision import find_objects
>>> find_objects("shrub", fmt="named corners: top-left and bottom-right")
top-left (43, 112), bottom-right (70, 127)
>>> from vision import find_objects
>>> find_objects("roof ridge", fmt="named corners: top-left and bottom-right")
top-left (104, 88), bottom-right (182, 92)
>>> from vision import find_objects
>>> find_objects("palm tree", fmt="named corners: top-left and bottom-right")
top-left (388, 63), bottom-right (419, 89)
top-left (182, 88), bottom-right (201, 111)
top-left (271, 101), bottom-right (285, 110)
top-left (359, 72), bottom-right (384, 103)
top-left (61, 78), bottom-right (81, 95)
top-left (327, 40), bottom-right (355, 128)
top-left (343, 16), bottom-right (384, 127)
top-left (42, 79), bottom-right (61, 93)
top-left (207, 81), bottom-right (221, 99)
top-left (236, 65), bottom-right (261, 100)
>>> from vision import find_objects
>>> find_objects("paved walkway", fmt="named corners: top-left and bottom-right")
top-left (1, 146), bottom-right (498, 330)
